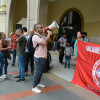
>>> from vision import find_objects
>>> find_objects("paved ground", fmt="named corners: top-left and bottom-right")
top-left (0, 52), bottom-right (100, 100)
top-left (49, 51), bottom-right (75, 82)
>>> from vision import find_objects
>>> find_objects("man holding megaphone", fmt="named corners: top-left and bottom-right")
top-left (32, 21), bottom-right (59, 93)
top-left (32, 24), bottom-right (52, 93)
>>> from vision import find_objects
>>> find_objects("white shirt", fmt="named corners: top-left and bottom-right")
top-left (59, 37), bottom-right (67, 47)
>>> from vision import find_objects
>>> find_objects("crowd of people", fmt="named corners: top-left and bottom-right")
top-left (0, 25), bottom-right (89, 93)
top-left (0, 24), bottom-right (52, 93)
top-left (54, 31), bottom-right (89, 68)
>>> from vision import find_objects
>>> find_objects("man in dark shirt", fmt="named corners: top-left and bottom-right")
top-left (10, 28), bottom-right (27, 82)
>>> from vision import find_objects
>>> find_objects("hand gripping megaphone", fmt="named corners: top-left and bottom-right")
top-left (44, 20), bottom-right (59, 33)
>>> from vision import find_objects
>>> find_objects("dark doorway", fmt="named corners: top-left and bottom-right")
top-left (16, 24), bottom-right (22, 30)
top-left (60, 11), bottom-right (82, 42)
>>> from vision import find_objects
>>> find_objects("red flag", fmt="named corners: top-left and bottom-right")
top-left (71, 40), bottom-right (100, 96)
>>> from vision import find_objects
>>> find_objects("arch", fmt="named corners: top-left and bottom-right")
top-left (6, 0), bottom-right (29, 38)
top-left (59, 8), bottom-right (84, 32)
top-left (6, 0), bottom-right (16, 38)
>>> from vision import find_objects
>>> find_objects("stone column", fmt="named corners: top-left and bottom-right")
top-left (0, 11), bottom-right (6, 32)
top-left (27, 0), bottom-right (30, 32)
top-left (29, 0), bottom-right (40, 29)
top-left (2, 0), bottom-right (6, 11)
top-left (39, 0), bottom-right (48, 27)
top-left (0, 0), bottom-right (6, 33)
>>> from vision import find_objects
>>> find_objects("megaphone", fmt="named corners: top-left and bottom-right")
top-left (44, 20), bottom-right (59, 33)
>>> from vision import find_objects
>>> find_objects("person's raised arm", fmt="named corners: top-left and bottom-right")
top-left (46, 30), bottom-right (52, 42)
top-left (10, 32), bottom-right (19, 44)
top-left (39, 31), bottom-right (52, 45)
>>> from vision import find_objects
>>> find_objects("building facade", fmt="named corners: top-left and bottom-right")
top-left (0, 0), bottom-right (6, 33)
top-left (0, 0), bottom-right (100, 43)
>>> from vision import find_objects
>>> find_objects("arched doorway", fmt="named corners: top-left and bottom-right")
top-left (6, 0), bottom-right (41, 38)
top-left (13, 0), bottom-right (27, 32)
top-left (60, 8), bottom-right (84, 42)
top-left (6, 0), bottom-right (28, 37)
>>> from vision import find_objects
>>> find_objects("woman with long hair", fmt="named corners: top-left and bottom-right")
top-left (0, 32), bottom-right (11, 79)
top-left (73, 31), bottom-right (87, 69)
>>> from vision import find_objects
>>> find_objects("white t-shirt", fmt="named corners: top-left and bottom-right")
top-left (59, 37), bottom-right (67, 47)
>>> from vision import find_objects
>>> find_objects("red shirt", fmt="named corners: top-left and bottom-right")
top-left (11, 35), bottom-right (18, 50)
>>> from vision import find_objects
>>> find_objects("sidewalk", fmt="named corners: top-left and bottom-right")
top-left (0, 64), bottom-right (83, 100)
top-left (0, 53), bottom-right (99, 100)
top-left (49, 51), bottom-right (75, 82)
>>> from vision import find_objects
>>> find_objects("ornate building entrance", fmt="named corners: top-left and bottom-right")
top-left (60, 8), bottom-right (84, 42)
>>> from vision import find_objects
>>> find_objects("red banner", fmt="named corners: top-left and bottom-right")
top-left (71, 40), bottom-right (100, 96)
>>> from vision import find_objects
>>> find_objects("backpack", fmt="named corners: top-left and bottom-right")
top-left (43, 51), bottom-right (53, 73)
top-left (27, 34), bottom-right (41, 55)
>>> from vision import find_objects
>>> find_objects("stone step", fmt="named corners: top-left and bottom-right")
top-left (49, 51), bottom-right (59, 55)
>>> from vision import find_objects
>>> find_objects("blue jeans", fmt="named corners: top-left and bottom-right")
top-left (17, 55), bottom-right (25, 79)
top-left (4, 54), bottom-right (8, 75)
top-left (54, 41), bottom-right (58, 50)
top-left (12, 49), bottom-right (16, 65)
top-left (33, 57), bottom-right (46, 87)
top-left (65, 55), bottom-right (71, 67)
top-left (0, 52), bottom-right (5, 76)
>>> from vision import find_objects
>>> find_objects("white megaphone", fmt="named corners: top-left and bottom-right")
top-left (44, 20), bottom-right (59, 33)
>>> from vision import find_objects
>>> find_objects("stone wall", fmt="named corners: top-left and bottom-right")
top-left (17, 18), bottom-right (27, 28)
top-left (6, 0), bottom-right (49, 35)
top-left (39, 0), bottom-right (48, 27)
top-left (0, 12), bottom-right (6, 32)
top-left (29, 0), bottom-right (40, 30)
top-left (0, 0), bottom-right (6, 33)
top-left (47, 0), bottom-right (100, 43)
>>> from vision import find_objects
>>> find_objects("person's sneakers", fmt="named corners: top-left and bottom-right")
top-left (64, 65), bottom-right (67, 68)
top-left (14, 75), bottom-right (20, 78)
top-left (0, 75), bottom-right (5, 79)
top-left (25, 73), bottom-right (28, 76)
top-left (68, 66), bottom-right (70, 68)
top-left (31, 72), bottom-right (34, 75)
top-left (3, 75), bottom-right (7, 79)
top-left (32, 87), bottom-right (41, 93)
top-left (62, 62), bottom-right (65, 64)
top-left (37, 84), bottom-right (45, 88)
top-left (0, 75), bottom-right (7, 79)
top-left (12, 64), bottom-right (15, 66)
top-left (16, 78), bottom-right (25, 82)
top-left (55, 50), bottom-right (58, 52)
top-left (60, 62), bottom-right (65, 65)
